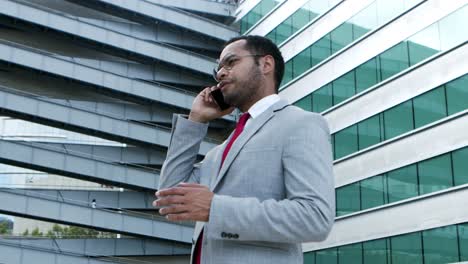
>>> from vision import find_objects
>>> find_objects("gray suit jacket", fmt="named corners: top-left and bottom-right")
top-left (159, 99), bottom-right (335, 264)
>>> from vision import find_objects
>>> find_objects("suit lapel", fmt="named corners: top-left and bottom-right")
top-left (211, 100), bottom-right (289, 191)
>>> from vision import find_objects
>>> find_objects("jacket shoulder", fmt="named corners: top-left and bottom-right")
top-left (275, 105), bottom-right (329, 132)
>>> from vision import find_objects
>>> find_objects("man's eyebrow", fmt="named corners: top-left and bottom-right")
top-left (219, 54), bottom-right (236, 64)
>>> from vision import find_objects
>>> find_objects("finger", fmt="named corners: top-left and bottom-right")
top-left (154, 195), bottom-right (186, 207)
top-left (156, 187), bottom-right (187, 197)
top-left (159, 204), bottom-right (189, 215)
top-left (203, 87), bottom-right (211, 102)
top-left (166, 212), bottom-right (192, 221)
top-left (220, 106), bottom-right (236, 116)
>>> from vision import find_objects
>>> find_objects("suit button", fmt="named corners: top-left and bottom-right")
top-left (227, 233), bottom-right (233, 239)
top-left (233, 234), bottom-right (239, 239)
top-left (221, 232), bottom-right (227, 238)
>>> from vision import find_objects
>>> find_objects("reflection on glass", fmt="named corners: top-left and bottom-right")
top-left (292, 5), bottom-right (467, 115)
top-left (453, 148), bottom-right (468, 186)
top-left (334, 146), bottom-right (467, 217)
top-left (316, 248), bottom-right (338, 264)
top-left (418, 154), bottom-right (452, 195)
top-left (361, 175), bottom-right (386, 210)
top-left (391, 232), bottom-right (423, 264)
top-left (413, 87), bottom-right (447, 128)
top-left (363, 239), bottom-right (390, 264)
top-left (334, 125), bottom-right (358, 159)
top-left (240, 0), bottom-right (281, 34)
top-left (358, 114), bottom-right (382, 150)
top-left (324, 74), bottom-right (467, 161)
top-left (422, 225), bottom-right (459, 264)
top-left (383, 101), bottom-right (414, 140)
top-left (265, 0), bottom-right (340, 45)
top-left (387, 165), bottom-right (418, 203)
top-left (338, 243), bottom-right (362, 263)
top-left (446, 75), bottom-right (468, 115)
top-left (305, 223), bottom-right (468, 264)
top-left (281, 0), bottom-right (424, 90)
top-left (336, 182), bottom-right (360, 216)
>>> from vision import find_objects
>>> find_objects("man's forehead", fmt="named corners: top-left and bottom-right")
top-left (219, 39), bottom-right (247, 61)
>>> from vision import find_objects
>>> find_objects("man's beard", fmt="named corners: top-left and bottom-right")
top-left (223, 65), bottom-right (262, 108)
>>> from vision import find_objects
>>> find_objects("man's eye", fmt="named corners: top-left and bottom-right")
top-left (226, 58), bottom-right (237, 67)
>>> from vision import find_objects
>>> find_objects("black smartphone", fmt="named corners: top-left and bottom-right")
top-left (210, 88), bottom-right (230, 110)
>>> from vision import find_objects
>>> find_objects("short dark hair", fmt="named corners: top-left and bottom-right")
top-left (223, 35), bottom-right (284, 93)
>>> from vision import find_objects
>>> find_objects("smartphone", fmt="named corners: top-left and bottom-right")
top-left (210, 88), bottom-right (230, 110)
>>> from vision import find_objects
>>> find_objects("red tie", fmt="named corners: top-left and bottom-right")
top-left (221, 112), bottom-right (251, 167)
top-left (193, 112), bottom-right (250, 264)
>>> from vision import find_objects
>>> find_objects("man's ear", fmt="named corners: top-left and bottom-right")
top-left (262, 55), bottom-right (275, 75)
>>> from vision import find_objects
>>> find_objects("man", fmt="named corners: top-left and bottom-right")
top-left (154, 35), bottom-right (334, 264)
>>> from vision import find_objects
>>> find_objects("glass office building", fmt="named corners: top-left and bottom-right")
top-left (240, 0), bottom-right (467, 263)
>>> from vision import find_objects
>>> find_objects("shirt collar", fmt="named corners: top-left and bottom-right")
top-left (245, 94), bottom-right (281, 119)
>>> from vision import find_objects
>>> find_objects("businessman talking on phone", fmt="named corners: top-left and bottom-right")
top-left (154, 35), bottom-right (335, 264)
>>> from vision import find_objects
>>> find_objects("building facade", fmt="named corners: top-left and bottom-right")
top-left (239, 0), bottom-right (468, 263)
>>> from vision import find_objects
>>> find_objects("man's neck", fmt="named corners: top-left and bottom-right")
top-left (239, 92), bottom-right (276, 112)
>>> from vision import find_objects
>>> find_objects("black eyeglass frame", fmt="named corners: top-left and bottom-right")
top-left (212, 54), bottom-right (266, 82)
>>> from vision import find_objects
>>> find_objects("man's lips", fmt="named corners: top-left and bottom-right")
top-left (217, 81), bottom-right (232, 91)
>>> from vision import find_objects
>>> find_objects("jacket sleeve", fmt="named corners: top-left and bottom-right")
top-left (206, 114), bottom-right (335, 243)
top-left (158, 114), bottom-right (209, 190)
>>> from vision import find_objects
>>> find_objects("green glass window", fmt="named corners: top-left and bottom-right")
top-left (312, 84), bottom-right (333, 113)
top-left (240, 0), bottom-right (280, 34)
top-left (276, 17), bottom-right (293, 45)
top-left (261, 0), bottom-right (278, 15)
top-left (379, 42), bottom-right (409, 80)
top-left (383, 101), bottom-right (414, 140)
top-left (391, 232), bottom-right (423, 264)
top-left (307, 0), bottom-right (332, 18)
top-left (293, 47), bottom-right (312, 79)
top-left (311, 34), bottom-right (332, 67)
top-left (459, 223), bottom-right (468, 261)
top-left (358, 114), bottom-right (382, 150)
top-left (422, 225), bottom-right (459, 264)
top-left (453, 147), bottom-right (468, 186)
top-left (418, 153), bottom-right (453, 195)
top-left (355, 57), bottom-right (381, 94)
top-left (387, 165), bottom-right (418, 203)
top-left (332, 71), bottom-right (356, 105)
top-left (338, 243), bottom-right (362, 263)
top-left (351, 2), bottom-right (377, 40)
top-left (294, 95), bottom-right (312, 111)
top-left (407, 23), bottom-right (440, 66)
top-left (361, 175), bottom-right (387, 210)
top-left (304, 251), bottom-right (315, 264)
top-left (330, 22), bottom-right (353, 53)
top-left (446, 74), bottom-right (468, 115)
top-left (336, 182), bottom-right (360, 216)
top-left (316, 248), bottom-right (337, 264)
top-left (334, 125), bottom-right (358, 159)
top-left (265, 30), bottom-right (277, 44)
top-left (291, 6), bottom-right (310, 32)
top-left (413, 86), bottom-right (447, 129)
top-left (363, 238), bottom-right (390, 264)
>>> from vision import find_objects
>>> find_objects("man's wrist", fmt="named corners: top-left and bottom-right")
top-left (188, 112), bottom-right (209, 123)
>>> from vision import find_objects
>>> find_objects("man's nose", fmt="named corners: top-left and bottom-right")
top-left (217, 68), bottom-right (228, 81)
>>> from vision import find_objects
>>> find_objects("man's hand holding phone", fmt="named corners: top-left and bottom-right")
top-left (188, 86), bottom-right (234, 123)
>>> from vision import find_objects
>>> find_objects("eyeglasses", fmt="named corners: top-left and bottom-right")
top-left (212, 54), bottom-right (265, 82)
